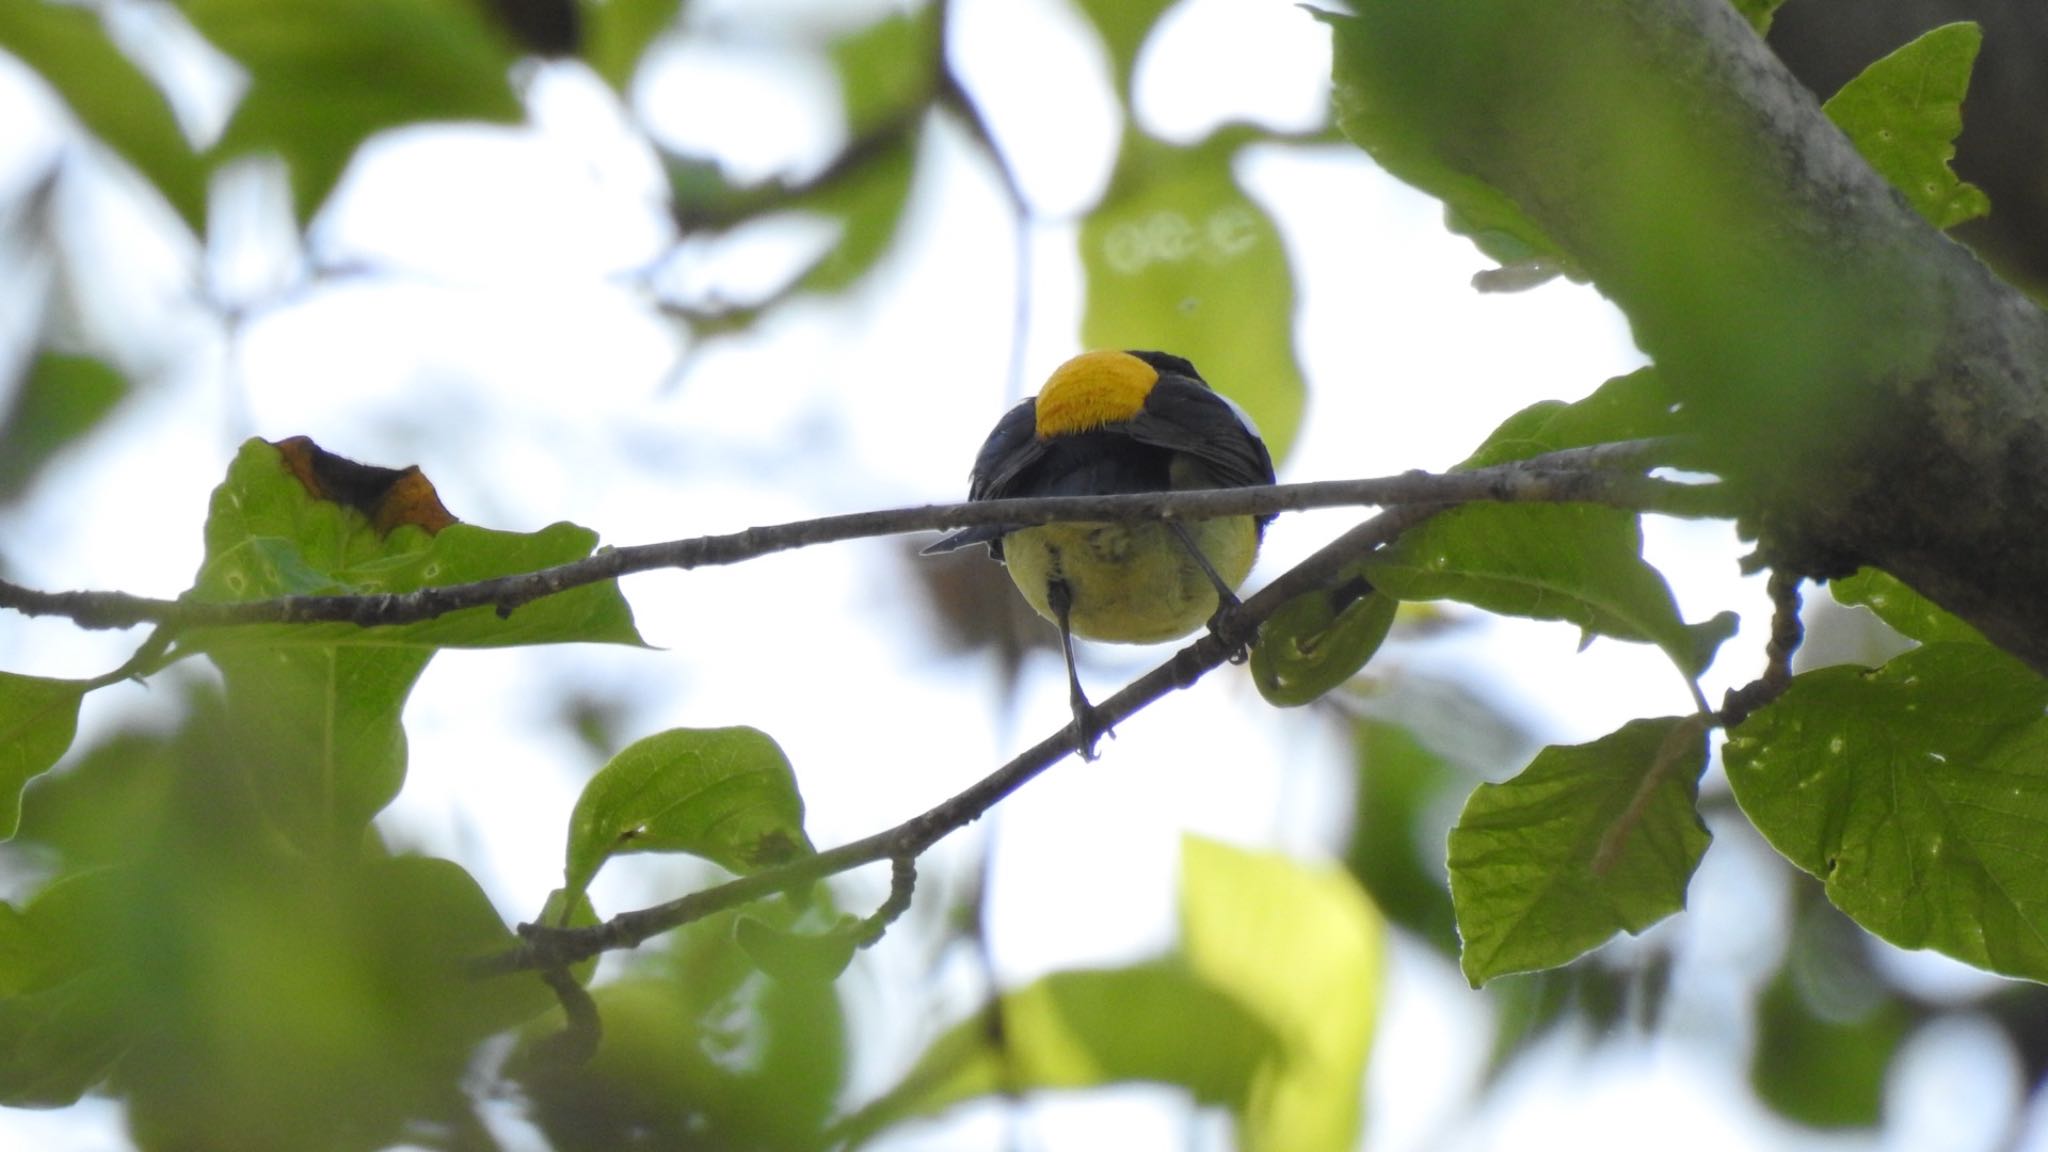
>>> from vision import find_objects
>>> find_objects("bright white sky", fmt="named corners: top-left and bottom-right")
top-left (0, 0), bottom-right (2033, 1149)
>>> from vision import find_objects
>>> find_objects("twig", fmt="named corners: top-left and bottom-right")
top-left (0, 449), bottom-right (1725, 635)
top-left (474, 502), bottom-right (1442, 975)
top-left (1717, 570), bottom-right (1804, 728)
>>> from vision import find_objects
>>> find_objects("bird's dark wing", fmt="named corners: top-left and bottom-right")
top-left (923, 398), bottom-right (1042, 555)
top-left (1122, 375), bottom-right (1277, 492)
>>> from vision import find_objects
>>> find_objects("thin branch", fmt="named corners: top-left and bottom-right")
top-left (0, 449), bottom-right (1727, 635)
top-left (474, 502), bottom-right (1441, 976)
top-left (1717, 570), bottom-right (1804, 728)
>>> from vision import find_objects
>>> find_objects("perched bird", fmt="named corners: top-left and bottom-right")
top-left (926, 349), bottom-right (1277, 758)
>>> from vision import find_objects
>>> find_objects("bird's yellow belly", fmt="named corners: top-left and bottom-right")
top-left (1001, 518), bottom-right (1258, 644)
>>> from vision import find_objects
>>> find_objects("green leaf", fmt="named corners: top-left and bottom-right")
top-left (0, 353), bottom-right (131, 503)
top-left (517, 920), bottom-right (846, 1151)
top-left (793, 135), bottom-right (916, 294)
top-left (1074, 0), bottom-right (1175, 96)
top-left (1345, 719), bottom-right (1460, 954)
top-left (1463, 367), bottom-right (1686, 468)
top-left (1181, 836), bottom-right (1382, 1152)
top-left (183, 439), bottom-right (642, 652)
top-left (1449, 716), bottom-right (1711, 986)
top-left (1082, 131), bottom-right (1305, 462)
top-left (1830, 566), bottom-right (1985, 646)
top-left (579, 0), bottom-right (684, 91)
top-left (1320, 8), bottom-right (1574, 279)
top-left (181, 439), bottom-right (639, 850)
top-left (1251, 578), bottom-right (1396, 707)
top-left (836, 962), bottom-right (1279, 1147)
top-left (1364, 504), bottom-right (1728, 679)
top-left (563, 726), bottom-right (812, 903)
top-left (733, 914), bottom-right (861, 984)
top-left (178, 0), bottom-right (525, 223)
top-left (0, 1), bottom-right (207, 229)
top-left (1749, 904), bottom-right (1910, 1128)
top-left (828, 8), bottom-right (937, 138)
top-left (1730, 0), bottom-right (1788, 34)
top-left (1822, 22), bottom-right (1988, 230)
top-left (1725, 643), bottom-right (2048, 982)
top-left (0, 674), bottom-right (85, 841)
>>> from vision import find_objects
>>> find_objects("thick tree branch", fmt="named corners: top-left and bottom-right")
top-left (0, 448), bottom-right (1721, 635)
top-left (1329, 2), bottom-right (2048, 674)
top-left (475, 501), bottom-right (1442, 975)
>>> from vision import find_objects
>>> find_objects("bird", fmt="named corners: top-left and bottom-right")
top-left (925, 349), bottom-right (1277, 759)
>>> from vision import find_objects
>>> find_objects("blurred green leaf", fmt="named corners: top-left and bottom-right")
top-left (0, 673), bottom-right (86, 841)
top-left (1082, 131), bottom-right (1305, 462)
top-left (1074, 0), bottom-right (1175, 95)
top-left (1726, 643), bottom-right (2048, 982)
top-left (838, 962), bottom-right (1278, 1147)
top-left (1320, 7), bottom-right (1573, 278)
top-left (518, 906), bottom-right (846, 1152)
top-left (794, 135), bottom-right (917, 293)
top-left (734, 913), bottom-right (860, 984)
top-left (0, 353), bottom-right (130, 503)
top-left (1831, 566), bottom-right (1985, 646)
top-left (829, 8), bottom-right (937, 137)
top-left (1750, 900), bottom-right (1911, 1128)
top-left (178, 0), bottom-right (525, 223)
top-left (1449, 717), bottom-right (1710, 986)
top-left (1822, 22), bottom-right (1988, 230)
top-left (1731, 0), bottom-right (1788, 34)
top-left (1181, 835), bottom-right (1382, 1152)
top-left (563, 725), bottom-right (812, 903)
top-left (1252, 578), bottom-right (1395, 707)
top-left (1345, 719), bottom-right (1460, 954)
top-left (579, 0), bottom-right (683, 91)
top-left (0, 1), bottom-right (207, 229)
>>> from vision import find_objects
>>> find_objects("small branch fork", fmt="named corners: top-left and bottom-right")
top-left (476, 500), bottom-right (1444, 976)
top-left (0, 441), bottom-right (1728, 974)
top-left (0, 444), bottom-right (1720, 636)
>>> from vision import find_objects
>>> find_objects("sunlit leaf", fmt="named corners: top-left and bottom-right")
top-left (1725, 643), bottom-right (2048, 982)
top-left (0, 1), bottom-right (207, 229)
top-left (0, 673), bottom-right (86, 841)
top-left (1181, 836), bottom-right (1382, 1152)
top-left (0, 353), bottom-right (130, 503)
top-left (179, 0), bottom-right (525, 222)
top-left (1463, 367), bottom-right (1686, 469)
top-left (1823, 22), bottom-right (1988, 230)
top-left (1449, 716), bottom-right (1710, 985)
top-left (837, 962), bottom-right (1278, 1147)
top-left (1082, 131), bottom-right (1304, 462)
top-left (1830, 566), bottom-right (1985, 646)
top-left (562, 726), bottom-right (812, 903)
